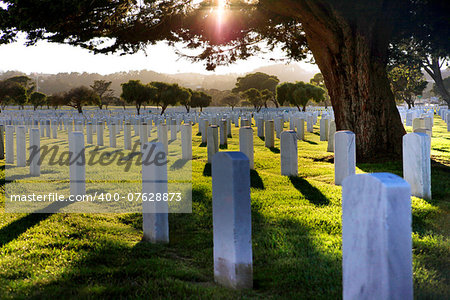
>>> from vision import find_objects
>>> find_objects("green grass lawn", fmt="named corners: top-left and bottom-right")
top-left (0, 116), bottom-right (449, 299)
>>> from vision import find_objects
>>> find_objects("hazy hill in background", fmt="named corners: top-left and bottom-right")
top-left (0, 63), bottom-right (317, 96)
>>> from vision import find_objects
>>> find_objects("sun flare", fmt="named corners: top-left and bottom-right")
top-left (216, 0), bottom-right (227, 32)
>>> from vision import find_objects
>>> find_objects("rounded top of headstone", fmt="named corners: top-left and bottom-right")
top-left (342, 172), bottom-right (410, 189)
top-left (335, 130), bottom-right (355, 136)
top-left (403, 132), bottom-right (430, 140)
top-left (281, 130), bottom-right (296, 135)
top-left (212, 151), bottom-right (250, 165)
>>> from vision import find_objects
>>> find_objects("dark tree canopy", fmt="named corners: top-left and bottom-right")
top-left (1, 0), bottom-right (448, 160)
top-left (277, 82), bottom-right (325, 111)
top-left (90, 80), bottom-right (114, 109)
top-left (310, 73), bottom-right (330, 108)
top-left (240, 88), bottom-right (263, 112)
top-left (121, 80), bottom-right (156, 115)
top-left (190, 91), bottom-right (212, 112)
top-left (232, 72), bottom-right (280, 107)
top-left (221, 93), bottom-right (240, 110)
top-left (150, 82), bottom-right (188, 115)
top-left (47, 93), bottom-right (65, 110)
top-left (64, 86), bottom-right (100, 113)
top-left (0, 79), bottom-right (27, 108)
top-left (388, 64), bottom-right (428, 109)
top-left (29, 91), bottom-right (47, 110)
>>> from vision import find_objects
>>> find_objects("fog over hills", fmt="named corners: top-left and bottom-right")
top-left (0, 63), bottom-right (318, 95)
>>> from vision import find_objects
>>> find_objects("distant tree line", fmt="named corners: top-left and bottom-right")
top-left (0, 69), bottom-right (434, 113)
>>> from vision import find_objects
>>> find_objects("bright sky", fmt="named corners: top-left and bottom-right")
top-left (0, 38), bottom-right (319, 76)
top-left (0, 0), bottom-right (320, 76)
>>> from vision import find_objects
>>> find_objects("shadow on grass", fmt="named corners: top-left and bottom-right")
top-left (289, 177), bottom-right (329, 206)
top-left (4, 169), bottom-right (59, 182)
top-left (269, 147), bottom-right (280, 154)
top-left (219, 144), bottom-right (228, 150)
top-left (196, 132), bottom-right (201, 136)
top-left (303, 140), bottom-right (318, 145)
top-left (199, 142), bottom-right (207, 148)
top-left (3, 179), bottom-right (448, 299)
top-left (313, 155), bottom-right (334, 164)
top-left (170, 159), bottom-right (189, 171)
top-left (0, 200), bottom-right (73, 248)
top-left (203, 163), bottom-right (211, 177)
top-left (0, 214), bottom-right (51, 248)
top-left (259, 136), bottom-right (265, 141)
top-left (250, 169), bottom-right (264, 190)
top-left (12, 185), bottom-right (343, 299)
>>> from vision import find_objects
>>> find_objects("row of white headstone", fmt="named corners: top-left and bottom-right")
top-left (2, 108), bottom-right (433, 200)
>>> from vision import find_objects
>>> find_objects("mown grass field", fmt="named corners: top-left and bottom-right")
top-left (0, 113), bottom-right (449, 299)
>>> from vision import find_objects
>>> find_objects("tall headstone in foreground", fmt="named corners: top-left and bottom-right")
top-left (0, 125), bottom-right (4, 160)
top-left (29, 128), bottom-right (40, 176)
top-left (69, 132), bottom-right (86, 196)
top-left (86, 122), bottom-right (93, 144)
top-left (5, 125), bottom-right (14, 164)
top-left (202, 119), bottom-right (209, 143)
top-left (280, 130), bottom-right (298, 176)
top-left (52, 119), bottom-right (58, 139)
top-left (207, 125), bottom-right (219, 163)
top-left (307, 115), bottom-right (314, 133)
top-left (239, 126), bottom-right (254, 169)
top-left (256, 118), bottom-right (264, 138)
top-left (296, 118), bottom-right (305, 141)
top-left (447, 112), bottom-right (450, 132)
top-left (220, 119), bottom-right (228, 147)
top-left (402, 132), bottom-right (431, 200)
top-left (97, 121), bottom-right (104, 146)
top-left (334, 131), bottom-right (355, 185)
top-left (142, 142), bottom-right (169, 243)
top-left (181, 124), bottom-right (192, 160)
top-left (342, 173), bottom-right (412, 300)
top-left (212, 152), bottom-right (252, 289)
top-left (170, 119), bottom-right (177, 141)
top-left (320, 118), bottom-right (329, 141)
top-left (327, 120), bottom-right (336, 152)
top-left (108, 123), bottom-right (116, 148)
top-left (264, 120), bottom-right (275, 148)
top-left (140, 122), bottom-right (148, 152)
top-left (124, 122), bottom-right (131, 150)
top-left (16, 126), bottom-right (26, 167)
top-left (158, 124), bottom-right (169, 155)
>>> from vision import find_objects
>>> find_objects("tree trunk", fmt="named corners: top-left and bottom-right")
top-left (136, 105), bottom-right (141, 115)
top-left (272, 99), bottom-right (279, 108)
top-left (302, 105), bottom-right (306, 112)
top-left (160, 106), bottom-right (167, 115)
top-left (423, 56), bottom-right (450, 107)
top-left (264, 1), bottom-right (406, 162)
top-left (77, 106), bottom-right (83, 113)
